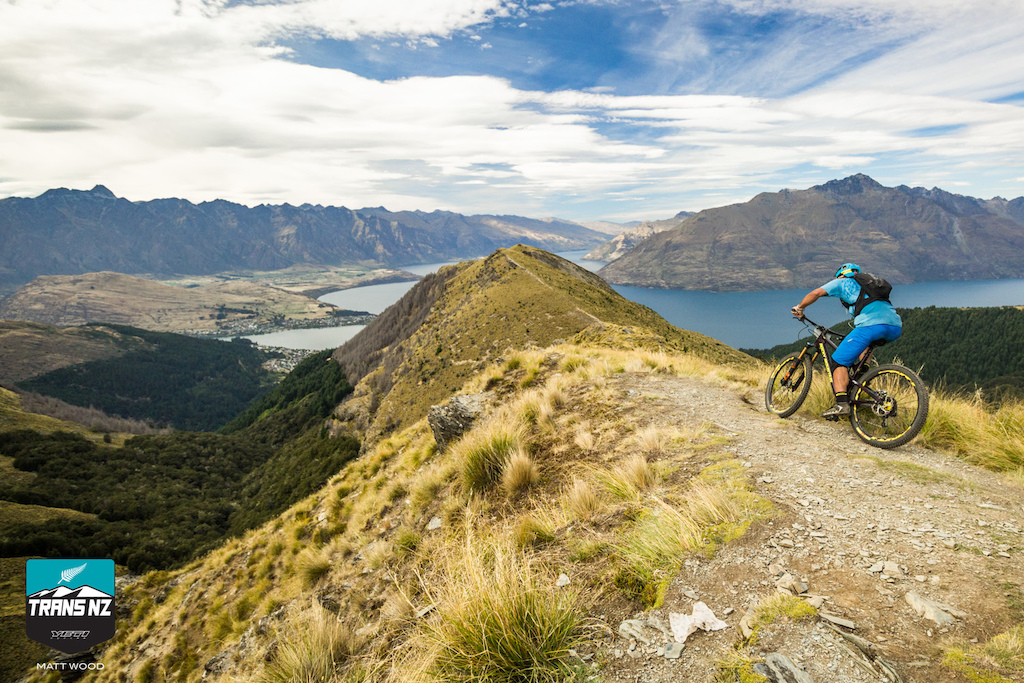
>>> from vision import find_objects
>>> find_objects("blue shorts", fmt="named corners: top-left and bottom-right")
top-left (832, 324), bottom-right (902, 367)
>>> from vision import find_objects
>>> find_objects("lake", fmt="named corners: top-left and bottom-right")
top-left (240, 251), bottom-right (1024, 350)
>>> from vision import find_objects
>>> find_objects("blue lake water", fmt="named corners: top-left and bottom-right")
top-left (241, 251), bottom-right (1024, 351)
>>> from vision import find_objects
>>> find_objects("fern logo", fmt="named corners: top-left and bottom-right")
top-left (58, 563), bottom-right (87, 584)
top-left (26, 559), bottom-right (116, 654)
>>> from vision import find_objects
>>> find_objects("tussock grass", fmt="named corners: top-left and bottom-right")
top-left (917, 391), bottom-right (1024, 473)
top-left (634, 425), bottom-right (669, 456)
top-left (714, 650), bottom-right (770, 683)
top-left (514, 516), bottom-right (556, 548)
top-left (573, 423), bottom-right (595, 451)
top-left (261, 603), bottom-right (361, 683)
top-left (614, 499), bottom-right (701, 608)
top-left (562, 478), bottom-right (602, 522)
top-left (596, 455), bottom-right (657, 501)
top-left (421, 534), bottom-right (587, 683)
top-left (455, 421), bottom-right (527, 493)
top-left (749, 593), bottom-right (817, 633)
top-left (615, 479), bottom-right (751, 607)
top-left (297, 547), bottom-right (331, 589)
top-left (944, 623), bottom-right (1024, 682)
top-left (410, 463), bottom-right (453, 515)
top-left (502, 450), bottom-right (540, 497)
top-left (986, 624), bottom-right (1024, 671)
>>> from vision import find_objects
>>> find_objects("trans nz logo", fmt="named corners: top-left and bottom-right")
top-left (26, 559), bottom-right (116, 653)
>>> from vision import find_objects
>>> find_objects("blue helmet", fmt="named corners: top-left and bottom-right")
top-left (835, 263), bottom-right (861, 279)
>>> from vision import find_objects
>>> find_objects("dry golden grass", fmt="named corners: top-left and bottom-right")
top-left (596, 455), bottom-right (658, 501)
top-left (634, 425), bottom-right (668, 456)
top-left (260, 602), bottom-right (361, 683)
top-left (562, 478), bottom-right (602, 522)
top-left (453, 420), bottom-right (527, 493)
top-left (917, 391), bottom-right (1024, 473)
top-left (296, 546), bottom-right (331, 589)
top-left (573, 422), bottom-right (596, 451)
top-left (501, 450), bottom-right (539, 497)
top-left (411, 531), bottom-right (587, 683)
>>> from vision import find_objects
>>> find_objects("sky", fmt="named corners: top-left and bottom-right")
top-left (1, 0), bottom-right (1023, 222)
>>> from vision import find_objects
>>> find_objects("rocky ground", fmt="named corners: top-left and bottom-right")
top-left (585, 372), bottom-right (1023, 683)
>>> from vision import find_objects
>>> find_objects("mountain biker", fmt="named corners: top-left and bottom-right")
top-left (790, 263), bottom-right (902, 417)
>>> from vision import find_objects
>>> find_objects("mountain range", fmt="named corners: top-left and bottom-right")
top-left (0, 186), bottom-right (607, 292)
top-left (598, 174), bottom-right (1024, 291)
top-left (583, 211), bottom-right (694, 262)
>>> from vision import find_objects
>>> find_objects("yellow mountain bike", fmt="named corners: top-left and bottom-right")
top-left (765, 316), bottom-right (929, 449)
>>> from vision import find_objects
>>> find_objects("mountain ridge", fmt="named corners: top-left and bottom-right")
top-left (598, 174), bottom-right (1024, 291)
top-left (0, 187), bottom-right (607, 291)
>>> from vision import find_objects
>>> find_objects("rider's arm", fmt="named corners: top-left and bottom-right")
top-left (792, 287), bottom-right (827, 318)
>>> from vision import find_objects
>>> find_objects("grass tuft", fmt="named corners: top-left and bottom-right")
top-left (456, 421), bottom-right (527, 492)
top-left (634, 425), bottom-right (668, 456)
top-left (261, 603), bottom-right (360, 683)
top-left (501, 450), bottom-right (540, 497)
top-left (297, 547), bottom-right (331, 589)
top-left (424, 535), bottom-right (587, 683)
top-left (562, 478), bottom-right (601, 522)
top-left (596, 455), bottom-right (657, 501)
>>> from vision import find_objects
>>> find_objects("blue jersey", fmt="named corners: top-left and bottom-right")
top-left (821, 277), bottom-right (902, 328)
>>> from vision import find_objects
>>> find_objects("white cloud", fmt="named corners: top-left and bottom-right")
top-left (0, 0), bottom-right (1022, 218)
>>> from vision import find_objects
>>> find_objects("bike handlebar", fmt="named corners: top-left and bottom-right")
top-left (795, 315), bottom-right (842, 338)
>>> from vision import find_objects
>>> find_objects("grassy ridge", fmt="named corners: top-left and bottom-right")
top-left (337, 246), bottom-right (751, 443)
top-left (93, 341), bottom-right (767, 683)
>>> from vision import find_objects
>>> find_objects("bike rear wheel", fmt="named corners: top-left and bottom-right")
top-left (849, 364), bottom-right (929, 449)
top-left (765, 352), bottom-right (813, 418)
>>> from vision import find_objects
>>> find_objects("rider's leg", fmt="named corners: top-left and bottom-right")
top-left (832, 365), bottom-right (850, 395)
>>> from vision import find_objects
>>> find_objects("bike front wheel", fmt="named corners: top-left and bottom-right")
top-left (850, 364), bottom-right (929, 449)
top-left (765, 352), bottom-right (813, 418)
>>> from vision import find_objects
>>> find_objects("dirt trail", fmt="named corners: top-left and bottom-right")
top-left (598, 371), bottom-right (1023, 683)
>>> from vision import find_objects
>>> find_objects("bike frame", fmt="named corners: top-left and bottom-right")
top-left (781, 316), bottom-right (883, 406)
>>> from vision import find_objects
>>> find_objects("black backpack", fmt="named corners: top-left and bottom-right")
top-left (840, 272), bottom-right (892, 317)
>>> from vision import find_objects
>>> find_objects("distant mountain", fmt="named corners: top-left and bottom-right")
top-left (0, 186), bottom-right (607, 290)
top-left (584, 211), bottom-right (694, 262)
top-left (577, 219), bottom-right (642, 235)
top-left (598, 175), bottom-right (1024, 291)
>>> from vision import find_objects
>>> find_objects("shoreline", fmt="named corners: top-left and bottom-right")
top-left (184, 313), bottom-right (376, 340)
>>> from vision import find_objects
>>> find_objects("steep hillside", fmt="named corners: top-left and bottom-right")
top-left (332, 245), bottom-right (749, 443)
top-left (0, 271), bottom-right (351, 333)
top-left (18, 325), bottom-right (278, 431)
top-left (0, 320), bottom-right (146, 384)
top-left (0, 186), bottom-right (606, 290)
top-left (600, 174), bottom-right (1024, 290)
top-left (8, 246), bottom-right (1024, 683)
top-left (584, 212), bottom-right (694, 262)
top-left (59, 335), bottom-right (1024, 683)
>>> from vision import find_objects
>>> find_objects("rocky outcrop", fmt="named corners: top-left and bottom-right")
top-left (427, 393), bottom-right (489, 451)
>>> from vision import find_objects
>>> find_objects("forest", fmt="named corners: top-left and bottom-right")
top-left (0, 350), bottom-right (358, 572)
top-left (745, 306), bottom-right (1024, 400)
top-left (18, 324), bottom-right (279, 431)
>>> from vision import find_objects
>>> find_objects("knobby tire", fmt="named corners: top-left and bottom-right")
top-left (765, 352), bottom-right (813, 418)
top-left (849, 364), bottom-right (929, 449)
